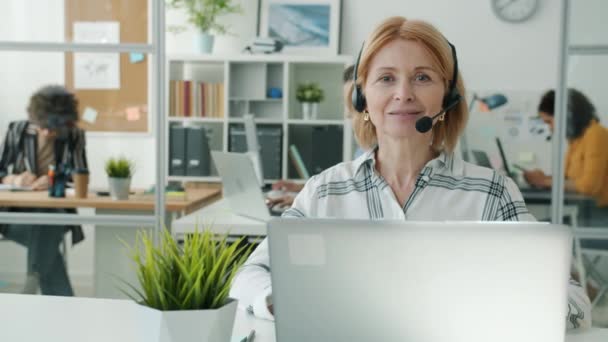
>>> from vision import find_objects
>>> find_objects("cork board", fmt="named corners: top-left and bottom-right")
top-left (64, 0), bottom-right (148, 133)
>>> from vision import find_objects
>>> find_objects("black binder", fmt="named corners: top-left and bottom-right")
top-left (186, 126), bottom-right (211, 176)
top-left (169, 125), bottom-right (187, 176)
top-left (311, 126), bottom-right (343, 174)
top-left (228, 124), bottom-right (282, 180)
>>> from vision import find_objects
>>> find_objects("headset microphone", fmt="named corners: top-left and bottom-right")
top-left (415, 113), bottom-right (441, 134)
top-left (415, 98), bottom-right (461, 133)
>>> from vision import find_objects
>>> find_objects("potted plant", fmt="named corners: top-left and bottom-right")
top-left (167, 0), bottom-right (242, 53)
top-left (296, 82), bottom-right (324, 120)
top-left (105, 157), bottom-right (134, 200)
top-left (122, 229), bottom-right (253, 342)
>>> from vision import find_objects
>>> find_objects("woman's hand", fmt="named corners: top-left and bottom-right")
top-left (1, 174), bottom-right (17, 185)
top-left (13, 172), bottom-right (37, 187)
top-left (272, 180), bottom-right (304, 193)
top-left (30, 175), bottom-right (49, 190)
top-left (523, 169), bottom-right (551, 188)
top-left (266, 194), bottom-right (296, 208)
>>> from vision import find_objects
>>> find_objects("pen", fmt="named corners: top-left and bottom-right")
top-left (240, 329), bottom-right (255, 342)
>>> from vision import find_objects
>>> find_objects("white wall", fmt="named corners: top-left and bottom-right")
top-left (568, 0), bottom-right (608, 125)
top-left (165, 0), bottom-right (258, 55)
top-left (1, 0), bottom-right (607, 289)
top-left (341, 0), bottom-right (561, 91)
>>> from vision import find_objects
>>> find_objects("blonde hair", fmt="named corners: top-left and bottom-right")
top-left (349, 16), bottom-right (468, 153)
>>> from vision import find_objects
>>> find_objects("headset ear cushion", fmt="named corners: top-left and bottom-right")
top-left (352, 86), bottom-right (366, 113)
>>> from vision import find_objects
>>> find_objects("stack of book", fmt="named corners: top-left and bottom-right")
top-left (169, 80), bottom-right (225, 118)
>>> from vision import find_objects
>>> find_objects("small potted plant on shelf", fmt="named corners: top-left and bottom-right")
top-left (167, 0), bottom-right (242, 53)
top-left (105, 157), bottom-right (134, 200)
top-left (296, 82), bottom-right (324, 120)
top-left (122, 229), bottom-right (253, 342)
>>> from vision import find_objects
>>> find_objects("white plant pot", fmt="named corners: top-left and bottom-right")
top-left (108, 177), bottom-right (131, 200)
top-left (195, 31), bottom-right (215, 54)
top-left (135, 299), bottom-right (238, 342)
top-left (301, 102), bottom-right (319, 120)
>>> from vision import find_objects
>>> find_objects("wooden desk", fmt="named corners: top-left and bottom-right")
top-left (0, 188), bottom-right (221, 298)
top-left (0, 188), bottom-right (220, 214)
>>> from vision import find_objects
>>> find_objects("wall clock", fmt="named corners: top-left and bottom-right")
top-left (492, 0), bottom-right (539, 23)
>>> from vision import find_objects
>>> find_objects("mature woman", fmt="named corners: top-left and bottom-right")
top-left (230, 17), bottom-right (591, 329)
top-left (525, 89), bottom-right (608, 210)
top-left (0, 85), bottom-right (88, 296)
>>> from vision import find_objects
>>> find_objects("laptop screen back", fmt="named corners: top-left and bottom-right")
top-left (268, 219), bottom-right (571, 342)
top-left (211, 151), bottom-right (270, 221)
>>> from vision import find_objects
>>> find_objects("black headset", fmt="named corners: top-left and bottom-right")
top-left (351, 40), bottom-right (462, 133)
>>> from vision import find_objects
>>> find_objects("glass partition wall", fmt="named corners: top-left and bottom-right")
top-left (0, 0), bottom-right (166, 299)
top-left (556, 0), bottom-right (608, 325)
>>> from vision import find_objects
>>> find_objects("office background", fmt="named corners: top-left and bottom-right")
top-left (0, 0), bottom-right (606, 311)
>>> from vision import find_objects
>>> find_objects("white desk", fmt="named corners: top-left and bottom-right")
top-left (0, 294), bottom-right (604, 342)
top-left (172, 199), bottom-right (267, 238)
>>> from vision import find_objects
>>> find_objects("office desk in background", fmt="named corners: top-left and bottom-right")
top-left (0, 188), bottom-right (221, 298)
top-left (520, 188), bottom-right (597, 226)
top-left (520, 188), bottom-right (594, 204)
top-left (0, 293), bottom-right (605, 342)
top-left (173, 198), bottom-right (267, 239)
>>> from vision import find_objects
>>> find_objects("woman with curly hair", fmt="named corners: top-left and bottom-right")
top-left (0, 85), bottom-right (88, 296)
top-left (525, 89), bottom-right (608, 209)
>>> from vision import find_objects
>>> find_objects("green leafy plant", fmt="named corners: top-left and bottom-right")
top-left (296, 82), bottom-right (324, 103)
top-left (122, 229), bottom-right (253, 311)
top-left (167, 0), bottom-right (243, 35)
top-left (105, 157), bottom-right (134, 178)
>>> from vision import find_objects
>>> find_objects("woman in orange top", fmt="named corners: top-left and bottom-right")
top-left (524, 89), bottom-right (608, 207)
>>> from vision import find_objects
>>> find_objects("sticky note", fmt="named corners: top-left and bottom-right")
top-left (288, 234), bottom-right (325, 266)
top-left (82, 107), bottom-right (98, 124)
top-left (518, 152), bottom-right (536, 163)
top-left (129, 53), bottom-right (145, 63)
top-left (126, 106), bottom-right (141, 121)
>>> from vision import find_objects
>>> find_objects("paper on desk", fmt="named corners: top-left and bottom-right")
top-left (125, 106), bottom-right (141, 121)
top-left (82, 106), bottom-right (98, 124)
top-left (0, 184), bottom-right (32, 191)
top-left (73, 21), bottom-right (120, 89)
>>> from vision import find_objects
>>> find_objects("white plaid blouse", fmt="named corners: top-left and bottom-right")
top-left (230, 148), bottom-right (591, 329)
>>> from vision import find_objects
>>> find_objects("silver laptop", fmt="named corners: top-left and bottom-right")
top-left (268, 219), bottom-right (571, 342)
top-left (211, 151), bottom-right (275, 221)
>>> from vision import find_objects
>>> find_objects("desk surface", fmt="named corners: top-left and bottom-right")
top-left (0, 294), bottom-right (604, 342)
top-left (172, 199), bottom-right (267, 236)
top-left (0, 188), bottom-right (221, 213)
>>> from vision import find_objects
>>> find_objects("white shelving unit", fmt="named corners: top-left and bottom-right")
top-left (166, 54), bottom-right (353, 184)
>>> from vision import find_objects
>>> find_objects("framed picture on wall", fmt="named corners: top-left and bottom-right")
top-left (258, 0), bottom-right (341, 56)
